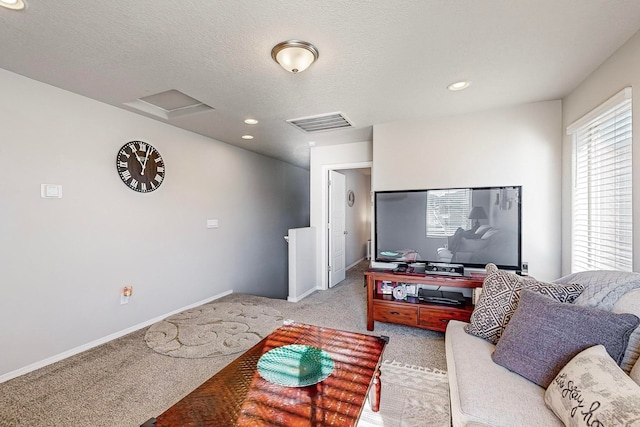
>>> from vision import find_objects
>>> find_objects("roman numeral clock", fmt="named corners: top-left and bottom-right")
top-left (116, 141), bottom-right (165, 193)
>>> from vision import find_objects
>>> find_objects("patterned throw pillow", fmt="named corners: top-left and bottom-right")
top-left (632, 356), bottom-right (640, 385)
top-left (464, 264), bottom-right (584, 344)
top-left (545, 345), bottom-right (640, 426)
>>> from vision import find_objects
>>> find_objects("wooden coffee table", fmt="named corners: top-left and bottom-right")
top-left (142, 322), bottom-right (388, 426)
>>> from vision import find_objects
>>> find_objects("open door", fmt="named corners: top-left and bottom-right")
top-left (328, 170), bottom-right (346, 287)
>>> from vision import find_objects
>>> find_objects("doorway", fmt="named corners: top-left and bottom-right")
top-left (324, 163), bottom-right (372, 289)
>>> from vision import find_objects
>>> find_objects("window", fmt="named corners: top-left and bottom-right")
top-left (568, 87), bottom-right (632, 272)
top-left (426, 189), bottom-right (472, 237)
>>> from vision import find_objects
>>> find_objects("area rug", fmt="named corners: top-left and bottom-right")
top-left (358, 361), bottom-right (450, 427)
top-left (145, 302), bottom-right (283, 358)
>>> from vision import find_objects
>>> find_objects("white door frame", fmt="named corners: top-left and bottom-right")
top-left (320, 161), bottom-right (373, 290)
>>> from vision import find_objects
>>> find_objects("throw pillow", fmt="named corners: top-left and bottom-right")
top-left (545, 345), bottom-right (640, 426)
top-left (491, 290), bottom-right (640, 388)
top-left (612, 288), bottom-right (640, 373)
top-left (464, 264), bottom-right (584, 344)
top-left (632, 356), bottom-right (640, 385)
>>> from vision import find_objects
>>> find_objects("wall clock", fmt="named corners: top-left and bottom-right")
top-left (347, 190), bottom-right (355, 207)
top-left (116, 141), bottom-right (165, 193)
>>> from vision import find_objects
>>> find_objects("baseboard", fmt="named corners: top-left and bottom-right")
top-left (287, 286), bottom-right (318, 302)
top-left (0, 289), bottom-right (233, 384)
top-left (346, 257), bottom-right (365, 270)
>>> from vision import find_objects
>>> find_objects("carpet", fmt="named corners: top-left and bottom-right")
top-left (358, 361), bottom-right (450, 427)
top-left (145, 301), bottom-right (283, 358)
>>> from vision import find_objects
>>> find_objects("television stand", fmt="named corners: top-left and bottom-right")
top-left (365, 269), bottom-right (485, 332)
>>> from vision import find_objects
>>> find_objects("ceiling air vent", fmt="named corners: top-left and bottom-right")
top-left (124, 89), bottom-right (214, 120)
top-left (287, 112), bottom-right (353, 133)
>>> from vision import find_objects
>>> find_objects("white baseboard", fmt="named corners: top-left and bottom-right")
top-left (0, 290), bottom-right (233, 384)
top-left (346, 257), bottom-right (365, 270)
top-left (287, 286), bottom-right (318, 302)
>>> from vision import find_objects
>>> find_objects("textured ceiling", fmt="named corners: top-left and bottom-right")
top-left (1, 1), bottom-right (639, 169)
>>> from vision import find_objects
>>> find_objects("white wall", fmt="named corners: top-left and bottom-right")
top-left (561, 29), bottom-right (640, 274)
top-left (309, 142), bottom-right (373, 289)
top-left (373, 101), bottom-right (562, 280)
top-left (0, 69), bottom-right (309, 378)
top-left (343, 169), bottom-right (371, 267)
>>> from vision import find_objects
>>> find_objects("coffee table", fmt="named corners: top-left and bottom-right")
top-left (141, 322), bottom-right (388, 426)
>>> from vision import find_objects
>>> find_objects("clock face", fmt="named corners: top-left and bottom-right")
top-left (116, 141), bottom-right (165, 193)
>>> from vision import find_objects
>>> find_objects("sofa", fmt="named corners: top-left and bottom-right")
top-left (445, 267), bottom-right (640, 426)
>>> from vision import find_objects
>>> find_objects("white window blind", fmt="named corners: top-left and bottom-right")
top-left (426, 189), bottom-right (472, 237)
top-left (568, 87), bottom-right (632, 272)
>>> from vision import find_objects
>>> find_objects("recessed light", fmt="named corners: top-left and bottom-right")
top-left (447, 81), bottom-right (471, 91)
top-left (0, 0), bottom-right (26, 10)
top-left (242, 135), bottom-right (254, 140)
top-left (244, 118), bottom-right (258, 125)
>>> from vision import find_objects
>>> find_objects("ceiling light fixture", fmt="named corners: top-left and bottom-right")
top-left (447, 81), bottom-right (471, 91)
top-left (271, 40), bottom-right (319, 74)
top-left (244, 119), bottom-right (258, 125)
top-left (242, 135), bottom-right (254, 140)
top-left (0, 0), bottom-right (26, 10)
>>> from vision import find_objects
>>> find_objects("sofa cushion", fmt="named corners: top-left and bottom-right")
top-left (545, 345), bottom-right (640, 426)
top-left (612, 288), bottom-right (640, 373)
top-left (491, 290), bottom-right (639, 388)
top-left (464, 264), bottom-right (584, 344)
top-left (445, 320), bottom-right (563, 427)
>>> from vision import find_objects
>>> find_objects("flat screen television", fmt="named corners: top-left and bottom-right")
top-left (374, 186), bottom-right (522, 271)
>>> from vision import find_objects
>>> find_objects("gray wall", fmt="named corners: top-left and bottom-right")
top-left (344, 169), bottom-right (371, 267)
top-left (0, 69), bottom-right (309, 377)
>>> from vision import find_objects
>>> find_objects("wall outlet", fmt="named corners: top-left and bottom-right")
top-left (121, 286), bottom-right (133, 304)
top-left (521, 262), bottom-right (529, 275)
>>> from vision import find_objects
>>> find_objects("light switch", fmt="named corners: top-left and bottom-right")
top-left (207, 219), bottom-right (219, 229)
top-left (41, 184), bottom-right (62, 199)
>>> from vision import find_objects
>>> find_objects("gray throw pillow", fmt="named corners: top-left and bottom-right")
top-left (492, 289), bottom-right (640, 388)
top-left (464, 264), bottom-right (584, 344)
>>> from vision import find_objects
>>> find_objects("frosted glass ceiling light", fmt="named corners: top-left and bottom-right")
top-left (271, 40), bottom-right (319, 74)
top-left (447, 81), bottom-right (471, 91)
top-left (0, 0), bottom-right (26, 10)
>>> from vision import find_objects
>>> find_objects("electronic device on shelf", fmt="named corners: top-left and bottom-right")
top-left (418, 289), bottom-right (466, 306)
top-left (425, 262), bottom-right (464, 276)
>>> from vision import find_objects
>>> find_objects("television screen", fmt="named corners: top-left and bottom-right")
top-left (374, 186), bottom-right (522, 271)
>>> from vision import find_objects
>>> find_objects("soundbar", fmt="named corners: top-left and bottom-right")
top-left (425, 262), bottom-right (464, 276)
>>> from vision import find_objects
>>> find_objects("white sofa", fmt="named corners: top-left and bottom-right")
top-left (445, 270), bottom-right (640, 427)
top-left (446, 319), bottom-right (563, 426)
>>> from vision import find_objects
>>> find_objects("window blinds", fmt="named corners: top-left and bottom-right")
top-left (569, 88), bottom-right (633, 272)
top-left (426, 189), bottom-right (472, 237)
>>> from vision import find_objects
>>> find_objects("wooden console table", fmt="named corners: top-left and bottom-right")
top-left (365, 270), bottom-right (484, 332)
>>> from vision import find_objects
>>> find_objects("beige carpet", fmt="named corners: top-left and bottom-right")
top-left (358, 361), bottom-right (450, 427)
top-left (145, 302), bottom-right (283, 358)
top-left (0, 260), bottom-right (448, 426)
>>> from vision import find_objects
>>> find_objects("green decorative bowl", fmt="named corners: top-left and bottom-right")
top-left (257, 344), bottom-right (335, 387)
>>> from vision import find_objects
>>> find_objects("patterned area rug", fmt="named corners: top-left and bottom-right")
top-left (145, 302), bottom-right (283, 358)
top-left (358, 361), bottom-right (450, 427)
